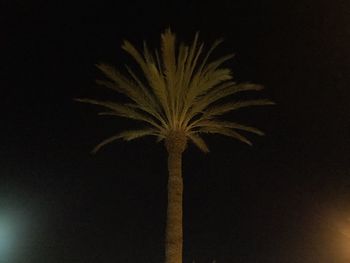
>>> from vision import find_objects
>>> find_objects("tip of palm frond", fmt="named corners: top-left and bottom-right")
top-left (196, 145), bottom-right (210, 154)
top-left (90, 143), bottom-right (111, 154)
top-left (156, 136), bottom-right (165, 143)
top-left (247, 129), bottom-right (265, 136)
top-left (240, 83), bottom-right (265, 91)
top-left (164, 27), bottom-right (173, 33)
top-left (95, 79), bottom-right (108, 87)
top-left (195, 30), bottom-right (201, 37)
top-left (215, 37), bottom-right (224, 45)
top-left (91, 143), bottom-right (106, 154)
top-left (121, 39), bottom-right (129, 46)
top-left (97, 112), bottom-right (112, 116)
top-left (257, 131), bottom-right (265, 136)
top-left (162, 27), bottom-right (175, 37)
top-left (253, 99), bottom-right (276, 106)
top-left (90, 147), bottom-right (99, 155)
top-left (253, 98), bottom-right (274, 105)
top-left (73, 98), bottom-right (97, 105)
top-left (188, 134), bottom-right (210, 153)
top-left (236, 134), bottom-right (253, 146)
top-left (202, 148), bottom-right (210, 154)
top-left (74, 98), bottom-right (86, 103)
top-left (238, 137), bottom-right (253, 146)
top-left (245, 126), bottom-right (265, 136)
top-left (121, 40), bottom-right (134, 52)
top-left (95, 62), bottom-right (109, 70)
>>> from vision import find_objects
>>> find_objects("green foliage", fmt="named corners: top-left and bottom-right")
top-left (76, 28), bottom-right (274, 152)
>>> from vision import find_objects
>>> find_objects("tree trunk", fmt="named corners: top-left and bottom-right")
top-left (165, 132), bottom-right (186, 263)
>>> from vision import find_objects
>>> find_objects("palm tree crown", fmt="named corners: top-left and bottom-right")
top-left (76, 28), bottom-right (274, 153)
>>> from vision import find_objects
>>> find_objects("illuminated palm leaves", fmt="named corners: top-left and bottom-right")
top-left (76, 28), bottom-right (274, 153)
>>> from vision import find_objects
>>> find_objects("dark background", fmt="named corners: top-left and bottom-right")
top-left (2, 0), bottom-right (350, 262)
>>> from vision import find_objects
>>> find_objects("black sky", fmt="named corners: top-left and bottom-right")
top-left (2, 0), bottom-right (350, 262)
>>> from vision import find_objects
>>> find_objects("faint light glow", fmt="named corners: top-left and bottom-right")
top-left (338, 217), bottom-right (350, 238)
top-left (0, 206), bottom-right (27, 262)
top-left (336, 215), bottom-right (350, 260)
top-left (323, 206), bottom-right (350, 261)
top-left (0, 191), bottom-right (48, 262)
top-left (315, 202), bottom-right (350, 262)
top-left (0, 215), bottom-right (17, 256)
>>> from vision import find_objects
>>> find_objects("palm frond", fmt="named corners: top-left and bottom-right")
top-left (195, 38), bottom-right (224, 75)
top-left (122, 40), bottom-right (171, 120)
top-left (174, 33), bottom-right (204, 127)
top-left (122, 40), bottom-right (149, 73)
top-left (183, 39), bottom-right (227, 101)
top-left (199, 82), bottom-right (264, 107)
top-left (200, 53), bottom-right (235, 78)
top-left (154, 48), bottom-right (163, 73)
top-left (161, 28), bottom-right (177, 88)
top-left (187, 42), bottom-right (204, 81)
top-left (198, 126), bottom-right (253, 146)
top-left (96, 74), bottom-right (166, 127)
top-left (174, 42), bottom-right (189, 114)
top-left (143, 41), bottom-right (156, 65)
top-left (147, 64), bottom-right (171, 120)
top-left (178, 54), bottom-right (234, 128)
top-left (188, 120), bottom-right (264, 135)
top-left (179, 32), bottom-right (201, 95)
top-left (192, 68), bottom-right (233, 98)
top-left (92, 129), bottom-right (159, 153)
top-left (203, 99), bottom-right (275, 119)
top-left (183, 55), bottom-right (234, 107)
top-left (188, 134), bottom-right (210, 153)
top-left (124, 65), bottom-right (158, 107)
top-left (74, 98), bottom-right (164, 131)
top-left (182, 82), bottom-right (264, 126)
top-left (95, 63), bottom-right (156, 111)
top-left (185, 31), bottom-right (200, 75)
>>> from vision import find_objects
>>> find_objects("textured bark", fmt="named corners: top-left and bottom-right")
top-left (165, 131), bottom-right (186, 263)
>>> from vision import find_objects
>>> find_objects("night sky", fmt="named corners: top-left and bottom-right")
top-left (2, 0), bottom-right (350, 262)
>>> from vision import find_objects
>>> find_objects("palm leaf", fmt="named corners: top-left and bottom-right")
top-left (161, 28), bottom-right (177, 88)
top-left (195, 38), bottom-right (224, 75)
top-left (200, 82), bottom-right (264, 107)
top-left (203, 99), bottom-right (275, 119)
top-left (122, 40), bottom-right (170, 119)
top-left (189, 120), bottom-right (264, 135)
top-left (199, 126), bottom-right (253, 146)
top-left (95, 63), bottom-right (157, 112)
top-left (124, 65), bottom-right (159, 108)
top-left (192, 68), bottom-right (233, 98)
top-left (179, 32), bottom-right (200, 96)
top-left (183, 55), bottom-right (234, 107)
top-left (183, 39), bottom-right (227, 100)
top-left (92, 129), bottom-right (159, 153)
top-left (201, 53), bottom-right (235, 77)
top-left (188, 134), bottom-right (210, 153)
top-left (95, 76), bottom-right (165, 126)
top-left (182, 82), bottom-right (264, 126)
top-left (147, 63), bottom-right (171, 120)
top-left (74, 98), bottom-right (163, 130)
top-left (179, 60), bottom-right (233, 128)
top-left (174, 42), bottom-right (189, 114)
top-left (153, 49), bottom-right (164, 76)
top-left (122, 40), bottom-right (149, 73)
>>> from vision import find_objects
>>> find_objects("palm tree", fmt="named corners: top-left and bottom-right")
top-left (76, 28), bottom-right (274, 263)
